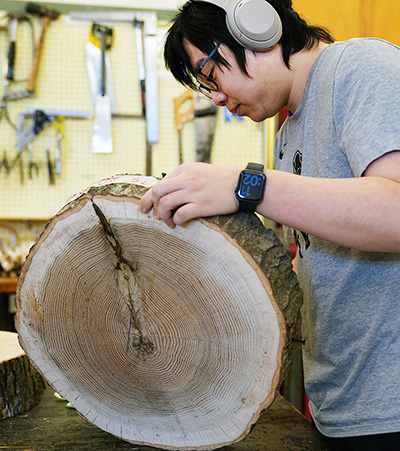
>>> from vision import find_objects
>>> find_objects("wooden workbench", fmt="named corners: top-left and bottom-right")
top-left (0, 386), bottom-right (333, 450)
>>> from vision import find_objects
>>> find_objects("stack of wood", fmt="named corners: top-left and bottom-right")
top-left (15, 175), bottom-right (303, 450)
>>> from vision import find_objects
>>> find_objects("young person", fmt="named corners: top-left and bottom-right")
top-left (139, 1), bottom-right (400, 448)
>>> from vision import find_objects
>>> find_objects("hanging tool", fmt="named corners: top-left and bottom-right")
top-left (91, 23), bottom-right (113, 154)
top-left (85, 42), bottom-right (116, 114)
top-left (85, 21), bottom-right (116, 114)
top-left (25, 3), bottom-right (60, 95)
top-left (0, 98), bottom-right (17, 131)
top-left (174, 90), bottom-right (195, 164)
top-left (55, 128), bottom-right (61, 176)
top-left (27, 144), bottom-right (39, 179)
top-left (1, 22), bottom-right (20, 130)
top-left (13, 110), bottom-right (49, 180)
top-left (54, 129), bottom-right (62, 177)
top-left (0, 151), bottom-right (10, 175)
top-left (18, 156), bottom-right (24, 185)
top-left (14, 108), bottom-right (91, 168)
top-left (46, 149), bottom-right (55, 185)
top-left (2, 12), bottom-right (35, 101)
top-left (68, 11), bottom-right (159, 173)
top-left (50, 118), bottom-right (65, 177)
top-left (135, 20), bottom-right (146, 116)
top-left (141, 12), bottom-right (159, 174)
top-left (17, 110), bottom-right (52, 155)
top-left (5, 12), bottom-right (35, 84)
top-left (6, 17), bottom-right (17, 81)
top-left (69, 11), bottom-right (148, 118)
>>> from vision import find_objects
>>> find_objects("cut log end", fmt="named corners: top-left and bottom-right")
top-left (0, 331), bottom-right (46, 421)
top-left (15, 176), bottom-right (302, 450)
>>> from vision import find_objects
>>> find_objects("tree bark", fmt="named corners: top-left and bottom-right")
top-left (15, 175), bottom-right (303, 450)
top-left (0, 331), bottom-right (46, 420)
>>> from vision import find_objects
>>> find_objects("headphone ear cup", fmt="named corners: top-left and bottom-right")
top-left (225, 0), bottom-right (282, 51)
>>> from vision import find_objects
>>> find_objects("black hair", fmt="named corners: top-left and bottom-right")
top-left (164, 0), bottom-right (334, 90)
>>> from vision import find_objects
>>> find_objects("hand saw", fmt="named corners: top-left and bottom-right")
top-left (174, 90), bottom-right (195, 165)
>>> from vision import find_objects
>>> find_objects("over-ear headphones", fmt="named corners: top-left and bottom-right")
top-left (193, 0), bottom-right (282, 51)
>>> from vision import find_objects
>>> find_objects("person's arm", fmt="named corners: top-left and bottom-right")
top-left (139, 151), bottom-right (400, 253)
top-left (259, 150), bottom-right (400, 252)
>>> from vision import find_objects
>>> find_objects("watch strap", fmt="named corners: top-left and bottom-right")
top-left (246, 162), bottom-right (263, 172)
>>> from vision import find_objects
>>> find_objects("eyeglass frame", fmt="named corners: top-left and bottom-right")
top-left (195, 40), bottom-right (222, 99)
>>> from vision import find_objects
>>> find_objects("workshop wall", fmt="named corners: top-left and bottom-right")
top-left (1, 0), bottom-right (399, 222)
top-left (0, 12), bottom-right (264, 220)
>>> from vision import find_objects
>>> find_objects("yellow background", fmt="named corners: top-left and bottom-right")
top-left (0, 0), bottom-right (399, 221)
top-left (293, 0), bottom-right (400, 45)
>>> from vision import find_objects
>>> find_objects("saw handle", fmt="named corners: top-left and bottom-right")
top-left (174, 90), bottom-right (195, 132)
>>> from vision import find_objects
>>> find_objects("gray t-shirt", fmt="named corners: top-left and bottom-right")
top-left (274, 38), bottom-right (400, 438)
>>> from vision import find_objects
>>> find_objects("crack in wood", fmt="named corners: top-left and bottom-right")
top-left (92, 201), bottom-right (154, 356)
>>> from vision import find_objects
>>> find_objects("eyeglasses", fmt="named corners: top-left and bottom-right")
top-left (195, 41), bottom-right (222, 99)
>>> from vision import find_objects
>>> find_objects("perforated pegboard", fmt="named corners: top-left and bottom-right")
top-left (0, 12), bottom-right (269, 220)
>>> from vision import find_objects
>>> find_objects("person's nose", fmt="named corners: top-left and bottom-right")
top-left (211, 89), bottom-right (227, 106)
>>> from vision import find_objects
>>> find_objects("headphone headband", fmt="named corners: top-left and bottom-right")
top-left (192, 0), bottom-right (282, 51)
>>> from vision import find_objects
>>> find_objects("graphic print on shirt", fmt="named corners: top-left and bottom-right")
top-left (292, 150), bottom-right (310, 258)
top-left (279, 141), bottom-right (287, 160)
top-left (293, 150), bottom-right (302, 175)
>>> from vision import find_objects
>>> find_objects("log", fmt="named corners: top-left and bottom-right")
top-left (15, 174), bottom-right (303, 450)
top-left (0, 331), bottom-right (46, 420)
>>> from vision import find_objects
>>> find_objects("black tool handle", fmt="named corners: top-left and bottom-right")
top-left (140, 79), bottom-right (146, 116)
top-left (33, 110), bottom-right (51, 134)
top-left (26, 2), bottom-right (42, 15)
top-left (100, 29), bottom-right (106, 96)
top-left (92, 24), bottom-right (113, 97)
top-left (26, 2), bottom-right (60, 20)
top-left (6, 41), bottom-right (16, 80)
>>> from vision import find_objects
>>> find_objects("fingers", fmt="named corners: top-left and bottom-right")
top-left (139, 176), bottom-right (192, 228)
top-left (138, 163), bottom-right (241, 228)
top-left (139, 165), bottom-right (187, 216)
top-left (139, 188), bottom-right (154, 214)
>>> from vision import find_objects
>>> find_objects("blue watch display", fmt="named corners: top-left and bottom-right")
top-left (235, 162), bottom-right (266, 213)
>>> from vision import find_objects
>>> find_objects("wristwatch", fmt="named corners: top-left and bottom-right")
top-left (235, 162), bottom-right (266, 213)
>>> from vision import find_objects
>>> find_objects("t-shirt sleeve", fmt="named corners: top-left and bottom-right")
top-left (332, 39), bottom-right (400, 177)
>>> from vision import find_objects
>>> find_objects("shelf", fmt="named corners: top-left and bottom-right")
top-left (0, 277), bottom-right (18, 294)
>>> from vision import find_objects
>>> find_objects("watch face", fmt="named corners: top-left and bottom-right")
top-left (237, 171), bottom-right (266, 202)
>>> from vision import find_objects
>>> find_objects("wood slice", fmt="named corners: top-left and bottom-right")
top-left (15, 175), bottom-right (303, 450)
top-left (0, 331), bottom-right (46, 420)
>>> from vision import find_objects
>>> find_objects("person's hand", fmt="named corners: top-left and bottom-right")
top-left (139, 163), bottom-right (241, 228)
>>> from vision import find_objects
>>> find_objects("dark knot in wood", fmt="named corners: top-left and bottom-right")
top-left (92, 201), bottom-right (155, 356)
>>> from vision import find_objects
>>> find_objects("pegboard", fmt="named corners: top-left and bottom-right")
top-left (0, 11), bottom-right (271, 220)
